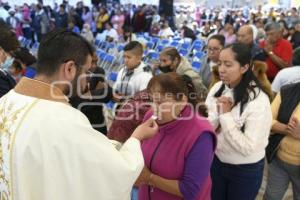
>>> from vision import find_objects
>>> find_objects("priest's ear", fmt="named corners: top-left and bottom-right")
top-left (62, 60), bottom-right (77, 81)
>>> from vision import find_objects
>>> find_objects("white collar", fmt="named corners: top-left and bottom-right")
top-left (124, 62), bottom-right (145, 74)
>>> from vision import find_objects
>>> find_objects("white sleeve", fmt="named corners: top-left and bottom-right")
top-left (205, 82), bottom-right (221, 130)
top-left (18, 109), bottom-right (144, 200)
top-left (219, 97), bottom-right (272, 156)
top-left (271, 71), bottom-right (283, 93)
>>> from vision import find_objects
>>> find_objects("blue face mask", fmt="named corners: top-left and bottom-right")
top-left (1, 56), bottom-right (14, 71)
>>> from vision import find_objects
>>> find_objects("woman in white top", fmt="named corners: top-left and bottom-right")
top-left (81, 23), bottom-right (94, 44)
top-left (158, 20), bottom-right (174, 39)
top-left (205, 43), bottom-right (272, 200)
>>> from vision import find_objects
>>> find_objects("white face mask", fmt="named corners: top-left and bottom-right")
top-left (1, 56), bottom-right (14, 71)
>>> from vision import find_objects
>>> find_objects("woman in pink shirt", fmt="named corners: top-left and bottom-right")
top-left (136, 73), bottom-right (216, 200)
top-left (111, 9), bottom-right (125, 35)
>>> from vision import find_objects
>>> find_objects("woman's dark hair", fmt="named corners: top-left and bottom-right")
top-left (83, 6), bottom-right (90, 13)
top-left (147, 72), bottom-right (207, 117)
top-left (160, 47), bottom-right (181, 63)
top-left (0, 23), bottom-right (20, 53)
top-left (214, 43), bottom-right (264, 115)
top-left (14, 47), bottom-right (37, 66)
top-left (11, 60), bottom-right (23, 72)
top-left (106, 21), bottom-right (113, 28)
top-left (100, 7), bottom-right (108, 14)
top-left (209, 34), bottom-right (225, 47)
top-left (123, 26), bottom-right (133, 42)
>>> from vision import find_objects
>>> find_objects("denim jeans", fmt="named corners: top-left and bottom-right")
top-left (211, 156), bottom-right (264, 200)
top-left (131, 187), bottom-right (138, 200)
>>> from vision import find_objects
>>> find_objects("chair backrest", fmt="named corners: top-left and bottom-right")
top-left (105, 55), bottom-right (115, 63)
top-left (95, 39), bottom-right (101, 46)
top-left (151, 37), bottom-right (160, 45)
top-left (97, 51), bottom-right (107, 60)
top-left (107, 71), bottom-right (118, 82)
top-left (160, 39), bottom-right (170, 46)
top-left (147, 41), bottom-right (155, 49)
top-left (170, 41), bottom-right (179, 48)
top-left (192, 61), bottom-right (202, 72)
top-left (148, 52), bottom-right (159, 60)
top-left (107, 43), bottom-right (115, 50)
top-left (181, 42), bottom-right (191, 50)
top-left (156, 44), bottom-right (165, 52)
top-left (117, 45), bottom-right (125, 52)
top-left (194, 51), bottom-right (205, 60)
top-left (193, 43), bottom-right (203, 51)
top-left (179, 48), bottom-right (188, 56)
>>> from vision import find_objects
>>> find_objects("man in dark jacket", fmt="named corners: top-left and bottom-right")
top-left (70, 50), bottom-right (113, 135)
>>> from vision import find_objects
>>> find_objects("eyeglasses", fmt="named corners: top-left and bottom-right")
top-left (207, 47), bottom-right (222, 52)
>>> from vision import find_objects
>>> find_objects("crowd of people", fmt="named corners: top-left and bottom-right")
top-left (1, 1), bottom-right (300, 200)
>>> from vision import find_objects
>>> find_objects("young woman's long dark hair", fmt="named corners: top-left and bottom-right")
top-left (214, 43), bottom-right (265, 114)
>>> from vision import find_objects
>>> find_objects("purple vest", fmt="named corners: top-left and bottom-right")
top-left (138, 105), bottom-right (215, 200)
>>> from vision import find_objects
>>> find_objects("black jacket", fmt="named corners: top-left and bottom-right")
top-left (0, 70), bottom-right (16, 99)
top-left (70, 67), bottom-right (113, 135)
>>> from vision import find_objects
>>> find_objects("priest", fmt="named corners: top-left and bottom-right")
top-left (0, 29), bottom-right (158, 200)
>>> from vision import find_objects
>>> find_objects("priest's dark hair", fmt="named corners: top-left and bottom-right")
top-left (36, 29), bottom-right (94, 77)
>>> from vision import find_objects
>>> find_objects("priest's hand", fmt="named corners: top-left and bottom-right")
top-left (135, 166), bottom-right (152, 186)
top-left (131, 118), bottom-right (159, 141)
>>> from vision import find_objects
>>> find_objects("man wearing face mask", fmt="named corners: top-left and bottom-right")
top-left (0, 24), bottom-right (19, 98)
top-left (157, 47), bottom-right (208, 100)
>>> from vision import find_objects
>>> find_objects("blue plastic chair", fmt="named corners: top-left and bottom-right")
top-left (192, 61), bottom-right (202, 72)
top-left (105, 55), bottom-right (115, 63)
top-left (193, 44), bottom-right (203, 51)
top-left (151, 37), bottom-right (160, 45)
top-left (106, 100), bottom-right (115, 110)
top-left (117, 44), bottom-right (125, 52)
top-left (181, 42), bottom-right (191, 50)
top-left (107, 71), bottom-right (118, 82)
top-left (170, 41), bottom-right (179, 48)
top-left (106, 43), bottom-right (115, 51)
top-left (148, 52), bottom-right (159, 60)
top-left (179, 49), bottom-right (189, 57)
top-left (160, 39), bottom-right (170, 46)
top-left (95, 39), bottom-right (101, 46)
top-left (156, 45), bottom-right (165, 52)
top-left (146, 42), bottom-right (155, 49)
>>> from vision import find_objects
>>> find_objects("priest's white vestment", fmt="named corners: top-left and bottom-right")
top-left (0, 78), bottom-right (144, 200)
